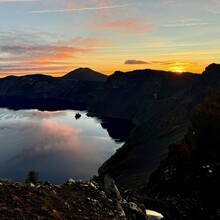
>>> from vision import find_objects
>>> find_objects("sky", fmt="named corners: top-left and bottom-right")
top-left (0, 0), bottom-right (220, 77)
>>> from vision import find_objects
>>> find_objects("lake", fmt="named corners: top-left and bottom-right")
top-left (0, 108), bottom-right (133, 184)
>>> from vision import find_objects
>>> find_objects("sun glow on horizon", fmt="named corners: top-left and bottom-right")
top-left (175, 69), bottom-right (184, 74)
top-left (170, 63), bottom-right (186, 74)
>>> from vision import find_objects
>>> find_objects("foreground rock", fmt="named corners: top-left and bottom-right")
top-left (0, 177), bottom-right (148, 220)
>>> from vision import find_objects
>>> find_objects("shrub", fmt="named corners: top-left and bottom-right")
top-left (26, 170), bottom-right (39, 184)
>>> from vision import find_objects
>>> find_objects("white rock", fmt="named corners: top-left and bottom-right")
top-left (129, 202), bottom-right (139, 212)
top-left (29, 183), bottom-right (35, 187)
top-left (67, 178), bottom-right (75, 185)
top-left (89, 182), bottom-right (97, 189)
top-left (118, 210), bottom-right (126, 217)
top-left (65, 202), bottom-right (70, 208)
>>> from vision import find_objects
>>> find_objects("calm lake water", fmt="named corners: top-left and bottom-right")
top-left (0, 108), bottom-right (132, 184)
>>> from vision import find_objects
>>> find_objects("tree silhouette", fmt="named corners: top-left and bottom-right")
top-left (26, 170), bottom-right (39, 184)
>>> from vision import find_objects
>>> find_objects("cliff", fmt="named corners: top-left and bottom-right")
top-left (94, 64), bottom-right (219, 189)
top-left (94, 64), bottom-right (220, 219)
top-left (143, 89), bottom-right (220, 219)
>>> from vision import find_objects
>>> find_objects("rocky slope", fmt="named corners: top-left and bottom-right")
top-left (142, 89), bottom-right (220, 219)
top-left (0, 176), bottom-right (150, 220)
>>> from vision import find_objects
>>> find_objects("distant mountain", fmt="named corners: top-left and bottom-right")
top-left (62, 67), bottom-right (107, 82)
top-left (0, 72), bottom-right (106, 110)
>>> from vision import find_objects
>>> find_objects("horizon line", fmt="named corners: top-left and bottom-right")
top-left (0, 66), bottom-right (202, 79)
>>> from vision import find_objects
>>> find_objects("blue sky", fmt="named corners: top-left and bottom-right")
top-left (0, 0), bottom-right (220, 76)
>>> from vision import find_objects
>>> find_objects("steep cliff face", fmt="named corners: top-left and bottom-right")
top-left (96, 65), bottom-right (220, 189)
top-left (144, 90), bottom-right (220, 219)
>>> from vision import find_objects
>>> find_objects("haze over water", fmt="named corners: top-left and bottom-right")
top-left (0, 108), bottom-right (129, 183)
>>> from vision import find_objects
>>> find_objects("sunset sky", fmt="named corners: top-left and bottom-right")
top-left (0, 0), bottom-right (220, 77)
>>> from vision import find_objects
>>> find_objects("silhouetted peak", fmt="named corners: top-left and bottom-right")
top-left (113, 70), bottom-right (125, 75)
top-left (202, 63), bottom-right (220, 79)
top-left (76, 67), bottom-right (93, 72)
top-left (63, 67), bottom-right (107, 82)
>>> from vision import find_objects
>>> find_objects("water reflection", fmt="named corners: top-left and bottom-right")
top-left (0, 108), bottom-right (132, 184)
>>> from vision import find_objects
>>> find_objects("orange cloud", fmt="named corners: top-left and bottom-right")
top-left (40, 119), bottom-right (80, 143)
top-left (0, 34), bottom-right (110, 76)
top-left (6, 118), bottom-right (84, 162)
top-left (25, 119), bottom-right (82, 157)
top-left (31, 110), bottom-right (67, 118)
top-left (28, 46), bottom-right (89, 65)
top-left (95, 18), bottom-right (152, 31)
top-left (58, 37), bottom-right (110, 48)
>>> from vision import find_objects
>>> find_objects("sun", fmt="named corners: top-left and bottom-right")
top-left (170, 65), bottom-right (186, 74)
top-left (175, 69), bottom-right (184, 73)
